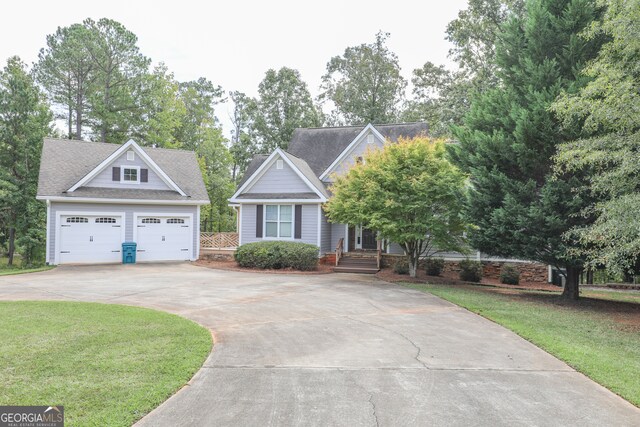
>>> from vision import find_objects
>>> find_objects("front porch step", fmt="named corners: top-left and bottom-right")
top-left (338, 258), bottom-right (378, 266)
top-left (334, 266), bottom-right (379, 274)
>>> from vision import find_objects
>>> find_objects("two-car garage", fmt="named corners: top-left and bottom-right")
top-left (55, 212), bottom-right (194, 265)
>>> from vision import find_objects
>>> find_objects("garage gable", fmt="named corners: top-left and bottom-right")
top-left (67, 139), bottom-right (186, 196)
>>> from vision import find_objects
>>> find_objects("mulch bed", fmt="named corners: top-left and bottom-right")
top-left (194, 259), bottom-right (334, 275)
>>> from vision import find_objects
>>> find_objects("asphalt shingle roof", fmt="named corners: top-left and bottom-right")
top-left (37, 138), bottom-right (209, 202)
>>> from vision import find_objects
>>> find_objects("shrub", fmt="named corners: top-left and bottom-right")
top-left (393, 258), bottom-right (409, 275)
top-left (500, 264), bottom-right (520, 285)
top-left (425, 257), bottom-right (445, 276)
top-left (234, 241), bottom-right (319, 271)
top-left (459, 259), bottom-right (483, 282)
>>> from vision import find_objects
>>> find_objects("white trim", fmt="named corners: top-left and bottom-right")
top-left (319, 124), bottom-right (386, 180)
top-left (196, 205), bottom-right (201, 259)
top-left (317, 205), bottom-right (322, 250)
top-left (237, 206), bottom-right (242, 246)
top-left (133, 212), bottom-right (195, 261)
top-left (228, 198), bottom-right (321, 204)
top-left (37, 196), bottom-right (209, 206)
top-left (45, 200), bottom-right (51, 264)
top-left (344, 224), bottom-right (349, 253)
top-left (120, 165), bottom-right (141, 184)
top-left (67, 139), bottom-right (186, 196)
top-left (54, 210), bottom-right (126, 265)
top-left (262, 204), bottom-right (294, 240)
top-left (229, 148), bottom-right (327, 202)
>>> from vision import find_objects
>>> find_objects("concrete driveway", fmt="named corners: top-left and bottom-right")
top-left (0, 263), bottom-right (638, 426)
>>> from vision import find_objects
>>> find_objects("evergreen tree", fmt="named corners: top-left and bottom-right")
top-left (450, 0), bottom-right (603, 299)
top-left (0, 57), bottom-right (52, 265)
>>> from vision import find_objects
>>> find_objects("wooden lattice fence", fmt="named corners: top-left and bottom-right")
top-left (200, 232), bottom-right (239, 249)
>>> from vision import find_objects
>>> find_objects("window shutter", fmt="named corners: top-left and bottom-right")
top-left (112, 167), bottom-right (120, 181)
top-left (256, 205), bottom-right (263, 238)
top-left (294, 205), bottom-right (302, 239)
top-left (140, 168), bottom-right (148, 183)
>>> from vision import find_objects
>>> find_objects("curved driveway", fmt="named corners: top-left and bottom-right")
top-left (0, 263), bottom-right (638, 426)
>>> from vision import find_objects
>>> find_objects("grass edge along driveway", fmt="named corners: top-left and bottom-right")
top-left (0, 301), bottom-right (212, 426)
top-left (403, 283), bottom-right (640, 408)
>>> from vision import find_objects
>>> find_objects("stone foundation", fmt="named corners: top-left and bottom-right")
top-left (199, 249), bottom-right (235, 261)
top-left (380, 254), bottom-right (548, 283)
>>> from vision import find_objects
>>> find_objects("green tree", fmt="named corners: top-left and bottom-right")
top-left (0, 57), bottom-right (52, 265)
top-left (84, 18), bottom-right (150, 143)
top-left (252, 67), bottom-right (321, 152)
top-left (404, 1), bottom-right (524, 136)
top-left (228, 91), bottom-right (258, 182)
top-left (553, 0), bottom-right (640, 275)
top-left (176, 77), bottom-right (224, 152)
top-left (320, 31), bottom-right (407, 125)
top-left (135, 63), bottom-right (186, 148)
top-left (325, 137), bottom-right (468, 277)
top-left (451, 0), bottom-right (603, 299)
top-left (34, 23), bottom-right (95, 139)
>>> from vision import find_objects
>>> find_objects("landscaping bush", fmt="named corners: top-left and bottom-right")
top-left (234, 241), bottom-right (318, 270)
top-left (393, 258), bottom-right (409, 275)
top-left (425, 257), bottom-right (445, 276)
top-left (500, 264), bottom-right (520, 285)
top-left (459, 259), bottom-right (483, 282)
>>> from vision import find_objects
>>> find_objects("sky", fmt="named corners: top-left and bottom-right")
top-left (1, 0), bottom-right (470, 136)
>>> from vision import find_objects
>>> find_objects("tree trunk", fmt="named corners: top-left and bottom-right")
top-left (586, 270), bottom-right (594, 285)
top-left (76, 97), bottom-right (82, 140)
top-left (7, 227), bottom-right (15, 266)
top-left (562, 266), bottom-right (581, 300)
top-left (68, 104), bottom-right (73, 139)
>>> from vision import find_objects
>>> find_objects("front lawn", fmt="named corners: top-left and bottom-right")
top-left (0, 301), bottom-right (212, 426)
top-left (403, 283), bottom-right (640, 407)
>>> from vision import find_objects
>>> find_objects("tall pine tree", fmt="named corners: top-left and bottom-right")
top-left (451, 0), bottom-right (603, 299)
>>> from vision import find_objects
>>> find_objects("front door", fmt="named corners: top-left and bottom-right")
top-left (361, 228), bottom-right (377, 250)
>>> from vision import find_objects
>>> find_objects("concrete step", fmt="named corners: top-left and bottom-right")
top-left (338, 258), bottom-right (378, 266)
top-left (334, 266), bottom-right (379, 274)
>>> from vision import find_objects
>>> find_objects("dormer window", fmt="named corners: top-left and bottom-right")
top-left (122, 166), bottom-right (139, 183)
top-left (126, 151), bottom-right (135, 161)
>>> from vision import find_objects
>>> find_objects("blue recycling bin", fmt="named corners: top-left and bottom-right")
top-left (122, 242), bottom-right (137, 264)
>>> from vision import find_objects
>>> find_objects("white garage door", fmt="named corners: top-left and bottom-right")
top-left (136, 216), bottom-right (191, 262)
top-left (59, 215), bottom-right (123, 264)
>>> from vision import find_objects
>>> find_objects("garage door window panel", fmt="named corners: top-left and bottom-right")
top-left (66, 217), bottom-right (88, 223)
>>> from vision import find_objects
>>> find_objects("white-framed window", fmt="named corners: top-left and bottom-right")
top-left (122, 166), bottom-right (140, 183)
top-left (265, 204), bottom-right (293, 238)
top-left (276, 159), bottom-right (284, 169)
top-left (126, 151), bottom-right (135, 161)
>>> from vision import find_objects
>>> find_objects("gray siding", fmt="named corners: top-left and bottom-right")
top-left (331, 223), bottom-right (347, 252)
top-left (324, 132), bottom-right (384, 181)
top-left (85, 150), bottom-right (170, 190)
top-left (320, 210), bottom-right (331, 254)
top-left (240, 203), bottom-right (320, 250)
top-left (388, 242), bottom-right (405, 255)
top-left (48, 202), bottom-right (198, 264)
top-left (246, 156), bottom-right (312, 194)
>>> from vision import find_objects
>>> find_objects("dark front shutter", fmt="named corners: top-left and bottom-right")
top-left (112, 167), bottom-right (121, 181)
top-left (140, 168), bottom-right (148, 183)
top-left (256, 205), bottom-right (263, 238)
top-left (294, 205), bottom-right (302, 239)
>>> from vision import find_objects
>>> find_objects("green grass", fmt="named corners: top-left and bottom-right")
top-left (404, 283), bottom-right (640, 407)
top-left (0, 256), bottom-right (54, 276)
top-left (0, 301), bottom-right (212, 426)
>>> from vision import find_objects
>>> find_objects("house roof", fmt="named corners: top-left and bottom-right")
top-left (37, 138), bottom-right (209, 203)
top-left (286, 122), bottom-right (429, 176)
top-left (280, 151), bottom-right (329, 198)
top-left (236, 192), bottom-right (320, 200)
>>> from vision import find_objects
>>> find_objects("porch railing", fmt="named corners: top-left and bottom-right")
top-left (336, 237), bottom-right (344, 266)
top-left (376, 239), bottom-right (382, 270)
top-left (200, 232), bottom-right (239, 249)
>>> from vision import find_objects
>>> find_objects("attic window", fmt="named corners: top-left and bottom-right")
top-left (127, 151), bottom-right (135, 161)
top-left (367, 134), bottom-right (374, 144)
top-left (122, 166), bottom-right (139, 183)
top-left (276, 159), bottom-right (283, 170)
